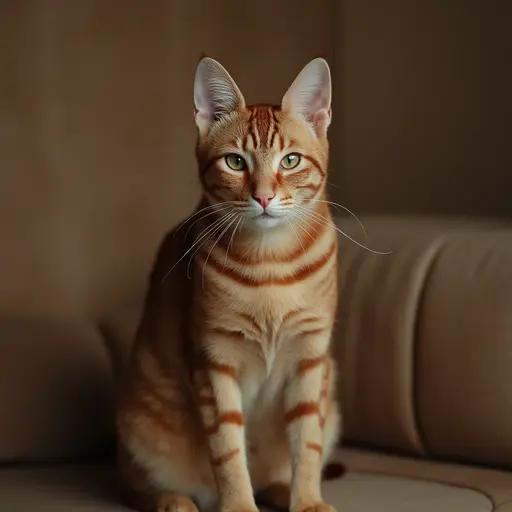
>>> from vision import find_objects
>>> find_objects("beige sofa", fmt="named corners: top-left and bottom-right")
top-left (2, 1), bottom-right (512, 511)
top-left (2, 216), bottom-right (512, 511)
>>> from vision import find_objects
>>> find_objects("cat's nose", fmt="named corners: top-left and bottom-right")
top-left (252, 192), bottom-right (275, 209)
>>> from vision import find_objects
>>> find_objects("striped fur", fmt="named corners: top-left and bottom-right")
top-left (117, 57), bottom-right (341, 512)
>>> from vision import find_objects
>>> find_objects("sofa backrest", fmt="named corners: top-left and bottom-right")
top-left (334, 216), bottom-right (512, 470)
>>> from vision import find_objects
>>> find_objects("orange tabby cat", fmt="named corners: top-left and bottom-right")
top-left (116, 56), bottom-right (341, 512)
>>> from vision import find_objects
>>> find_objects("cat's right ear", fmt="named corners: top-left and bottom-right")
top-left (194, 57), bottom-right (245, 137)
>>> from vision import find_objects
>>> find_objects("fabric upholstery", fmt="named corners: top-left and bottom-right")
top-left (1, 448), bottom-right (508, 511)
top-left (334, 215), bottom-right (512, 469)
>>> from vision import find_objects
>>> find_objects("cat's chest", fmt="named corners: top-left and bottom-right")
top-left (242, 285), bottom-right (309, 341)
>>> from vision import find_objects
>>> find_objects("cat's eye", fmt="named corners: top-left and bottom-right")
top-left (280, 153), bottom-right (301, 170)
top-left (225, 154), bottom-right (247, 171)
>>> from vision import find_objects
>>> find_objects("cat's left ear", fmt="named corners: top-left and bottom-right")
top-left (281, 58), bottom-right (332, 137)
top-left (194, 57), bottom-right (246, 137)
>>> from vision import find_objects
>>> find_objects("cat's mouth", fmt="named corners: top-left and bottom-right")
top-left (252, 211), bottom-right (282, 229)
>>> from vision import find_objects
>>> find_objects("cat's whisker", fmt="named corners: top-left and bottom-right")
top-left (288, 211), bottom-right (317, 242)
top-left (202, 214), bottom-right (239, 288)
top-left (184, 204), bottom-right (234, 241)
top-left (291, 208), bottom-right (322, 238)
top-left (224, 215), bottom-right (243, 269)
top-left (187, 211), bottom-right (238, 279)
top-left (295, 205), bottom-right (392, 255)
top-left (161, 212), bottom-right (234, 283)
top-left (286, 216), bottom-right (312, 275)
top-left (309, 199), bottom-right (368, 241)
top-left (173, 201), bottom-right (235, 238)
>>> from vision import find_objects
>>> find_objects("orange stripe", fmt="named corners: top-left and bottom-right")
top-left (211, 448), bottom-right (240, 466)
top-left (282, 308), bottom-right (306, 324)
top-left (297, 355), bottom-right (326, 374)
top-left (298, 183), bottom-right (322, 195)
top-left (211, 327), bottom-right (245, 341)
top-left (210, 362), bottom-right (238, 381)
top-left (207, 240), bottom-right (337, 287)
top-left (307, 442), bottom-right (323, 454)
top-left (300, 327), bottom-right (327, 337)
top-left (303, 154), bottom-right (325, 176)
top-left (299, 316), bottom-right (322, 324)
top-left (278, 133), bottom-right (285, 151)
top-left (205, 411), bottom-right (244, 436)
top-left (284, 401), bottom-right (320, 424)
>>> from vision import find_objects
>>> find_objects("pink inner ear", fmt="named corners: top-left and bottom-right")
top-left (195, 111), bottom-right (210, 123)
top-left (312, 108), bottom-right (331, 136)
top-left (314, 109), bottom-right (330, 124)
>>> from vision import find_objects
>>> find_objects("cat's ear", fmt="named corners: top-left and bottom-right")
top-left (281, 58), bottom-right (332, 137)
top-left (194, 57), bottom-right (245, 136)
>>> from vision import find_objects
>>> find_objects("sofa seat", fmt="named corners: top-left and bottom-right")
top-left (1, 448), bottom-right (511, 512)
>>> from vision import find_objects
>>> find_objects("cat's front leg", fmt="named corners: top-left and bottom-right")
top-left (195, 360), bottom-right (258, 512)
top-left (284, 335), bottom-right (337, 512)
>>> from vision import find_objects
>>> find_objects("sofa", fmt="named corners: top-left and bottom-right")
top-left (2, 215), bottom-right (512, 511)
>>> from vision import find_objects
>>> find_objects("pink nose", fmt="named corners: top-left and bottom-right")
top-left (252, 193), bottom-right (275, 209)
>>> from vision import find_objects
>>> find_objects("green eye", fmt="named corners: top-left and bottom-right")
top-left (280, 153), bottom-right (301, 170)
top-left (225, 154), bottom-right (246, 171)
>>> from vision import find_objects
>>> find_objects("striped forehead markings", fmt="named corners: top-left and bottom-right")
top-left (244, 105), bottom-right (281, 150)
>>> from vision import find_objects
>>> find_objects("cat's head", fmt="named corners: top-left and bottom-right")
top-left (193, 57), bottom-right (331, 230)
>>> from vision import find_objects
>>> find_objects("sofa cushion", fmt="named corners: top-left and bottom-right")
top-left (0, 448), bottom-right (506, 511)
top-left (0, 318), bottom-right (115, 461)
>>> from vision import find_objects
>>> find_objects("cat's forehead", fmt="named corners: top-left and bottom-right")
top-left (210, 105), bottom-right (312, 155)
top-left (243, 105), bottom-right (282, 152)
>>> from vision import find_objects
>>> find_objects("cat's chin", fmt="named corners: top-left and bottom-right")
top-left (251, 214), bottom-right (283, 229)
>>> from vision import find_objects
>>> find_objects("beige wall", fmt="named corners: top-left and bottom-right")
top-left (333, 1), bottom-right (512, 218)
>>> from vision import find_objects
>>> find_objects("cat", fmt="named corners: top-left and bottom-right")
top-left (116, 56), bottom-right (342, 512)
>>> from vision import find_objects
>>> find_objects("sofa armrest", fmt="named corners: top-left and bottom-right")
top-left (332, 214), bottom-right (512, 469)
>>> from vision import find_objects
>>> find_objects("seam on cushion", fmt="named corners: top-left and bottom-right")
top-left (342, 467), bottom-right (495, 510)
top-left (409, 237), bottom-right (448, 456)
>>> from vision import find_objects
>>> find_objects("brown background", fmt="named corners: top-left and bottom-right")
top-left (335, 0), bottom-right (512, 217)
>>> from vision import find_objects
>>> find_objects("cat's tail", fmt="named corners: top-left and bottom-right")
top-left (322, 461), bottom-right (346, 480)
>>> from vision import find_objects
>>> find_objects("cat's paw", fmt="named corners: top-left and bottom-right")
top-left (156, 493), bottom-right (199, 512)
top-left (298, 501), bottom-right (336, 512)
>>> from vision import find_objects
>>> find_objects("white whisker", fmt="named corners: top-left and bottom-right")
top-left (310, 199), bottom-right (368, 241)
top-left (291, 208), bottom-right (322, 238)
top-left (173, 201), bottom-right (235, 238)
top-left (184, 204), bottom-right (234, 241)
top-left (161, 211), bottom-right (234, 284)
top-left (224, 215), bottom-right (243, 269)
top-left (295, 205), bottom-right (392, 255)
top-left (287, 216), bottom-right (312, 275)
top-left (202, 214), bottom-right (239, 288)
top-left (187, 211), bottom-right (238, 279)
